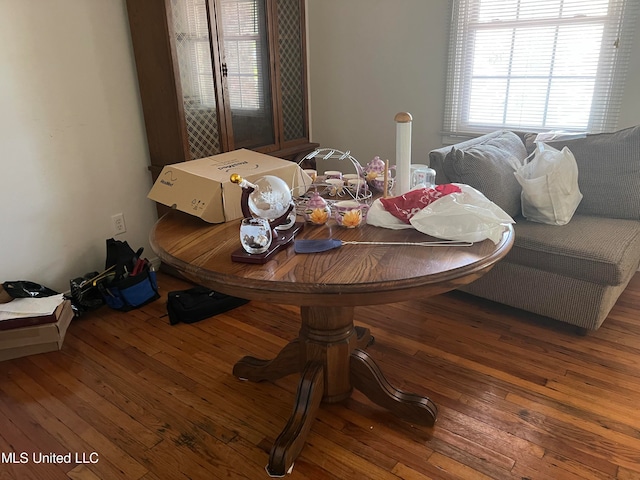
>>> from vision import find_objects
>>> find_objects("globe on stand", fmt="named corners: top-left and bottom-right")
top-left (230, 174), bottom-right (303, 263)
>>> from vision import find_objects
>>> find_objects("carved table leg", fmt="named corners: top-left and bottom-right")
top-left (233, 339), bottom-right (302, 382)
top-left (267, 361), bottom-right (324, 477)
top-left (300, 306), bottom-right (357, 403)
top-left (350, 349), bottom-right (437, 426)
top-left (235, 305), bottom-right (437, 474)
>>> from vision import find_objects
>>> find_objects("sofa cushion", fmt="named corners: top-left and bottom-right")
top-left (508, 214), bottom-right (640, 285)
top-left (546, 125), bottom-right (640, 220)
top-left (442, 130), bottom-right (526, 218)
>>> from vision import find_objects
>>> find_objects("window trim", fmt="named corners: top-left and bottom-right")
top-left (443, 0), bottom-right (639, 137)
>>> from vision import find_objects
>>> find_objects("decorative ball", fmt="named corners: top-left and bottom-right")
top-left (248, 175), bottom-right (292, 220)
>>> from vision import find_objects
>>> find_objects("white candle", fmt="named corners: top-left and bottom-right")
top-left (395, 112), bottom-right (412, 195)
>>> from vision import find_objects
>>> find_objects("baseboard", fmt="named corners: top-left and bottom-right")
top-left (148, 256), bottom-right (161, 271)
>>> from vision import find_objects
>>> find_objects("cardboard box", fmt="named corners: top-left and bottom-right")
top-left (0, 300), bottom-right (74, 362)
top-left (0, 298), bottom-right (66, 330)
top-left (148, 149), bottom-right (311, 223)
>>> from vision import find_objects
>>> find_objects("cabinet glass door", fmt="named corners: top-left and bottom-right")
top-left (276, 0), bottom-right (307, 143)
top-left (171, 0), bottom-right (223, 159)
top-left (220, 0), bottom-right (275, 150)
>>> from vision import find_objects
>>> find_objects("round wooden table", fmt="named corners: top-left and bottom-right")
top-left (150, 210), bottom-right (514, 476)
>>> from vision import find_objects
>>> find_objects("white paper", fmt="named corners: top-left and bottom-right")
top-left (0, 294), bottom-right (65, 321)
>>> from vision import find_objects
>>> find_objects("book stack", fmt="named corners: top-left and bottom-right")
top-left (0, 294), bottom-right (74, 362)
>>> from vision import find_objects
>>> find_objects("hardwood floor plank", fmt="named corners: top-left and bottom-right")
top-left (454, 392), bottom-right (620, 477)
top-left (294, 430), bottom-right (402, 480)
top-left (66, 464), bottom-right (104, 480)
top-left (26, 354), bottom-right (162, 449)
top-left (505, 392), bottom-right (640, 474)
top-left (1, 365), bottom-right (148, 480)
top-left (0, 429), bottom-right (69, 480)
top-left (0, 389), bottom-right (74, 473)
top-left (391, 461), bottom-right (453, 480)
top-left (0, 373), bottom-right (145, 480)
top-left (426, 452), bottom-right (497, 480)
top-left (322, 399), bottom-right (437, 465)
top-left (619, 466), bottom-right (640, 480)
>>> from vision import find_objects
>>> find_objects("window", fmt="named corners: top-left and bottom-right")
top-left (172, 0), bottom-right (267, 112)
top-left (221, 0), bottom-right (268, 112)
top-left (443, 0), bottom-right (638, 137)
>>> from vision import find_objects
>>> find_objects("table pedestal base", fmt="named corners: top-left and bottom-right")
top-left (232, 306), bottom-right (437, 476)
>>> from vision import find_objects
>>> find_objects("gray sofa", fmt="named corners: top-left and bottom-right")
top-left (429, 126), bottom-right (640, 332)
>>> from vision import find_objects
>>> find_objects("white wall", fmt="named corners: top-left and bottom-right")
top-left (307, 0), bottom-right (452, 170)
top-left (307, 0), bottom-right (640, 171)
top-left (0, 1), bottom-right (157, 293)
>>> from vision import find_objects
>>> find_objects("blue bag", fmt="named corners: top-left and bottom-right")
top-left (99, 239), bottom-right (160, 311)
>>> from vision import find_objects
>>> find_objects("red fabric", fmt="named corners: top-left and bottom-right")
top-left (380, 184), bottom-right (462, 223)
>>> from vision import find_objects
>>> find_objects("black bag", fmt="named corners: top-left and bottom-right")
top-left (69, 271), bottom-right (108, 315)
top-left (167, 286), bottom-right (248, 325)
top-left (2, 280), bottom-right (59, 299)
top-left (99, 239), bottom-right (160, 311)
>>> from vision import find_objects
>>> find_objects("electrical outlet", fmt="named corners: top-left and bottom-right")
top-left (111, 213), bottom-right (126, 235)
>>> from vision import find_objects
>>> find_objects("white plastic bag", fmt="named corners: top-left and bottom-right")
top-left (514, 143), bottom-right (582, 225)
top-left (367, 184), bottom-right (514, 244)
top-left (409, 184), bottom-right (514, 244)
top-left (366, 199), bottom-right (414, 230)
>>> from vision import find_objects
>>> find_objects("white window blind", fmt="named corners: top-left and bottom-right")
top-left (221, 0), bottom-right (265, 111)
top-left (443, 0), bottom-right (638, 136)
top-left (173, 0), bottom-right (265, 111)
top-left (173, 0), bottom-right (217, 108)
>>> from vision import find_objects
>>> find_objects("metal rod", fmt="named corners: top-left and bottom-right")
top-left (340, 241), bottom-right (473, 247)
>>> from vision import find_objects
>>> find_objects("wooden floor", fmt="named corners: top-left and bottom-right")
top-left (1, 271), bottom-right (640, 480)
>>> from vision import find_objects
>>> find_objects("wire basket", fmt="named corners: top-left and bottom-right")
top-left (295, 148), bottom-right (372, 213)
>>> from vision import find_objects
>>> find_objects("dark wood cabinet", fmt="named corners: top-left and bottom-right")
top-left (126, 0), bottom-right (316, 180)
